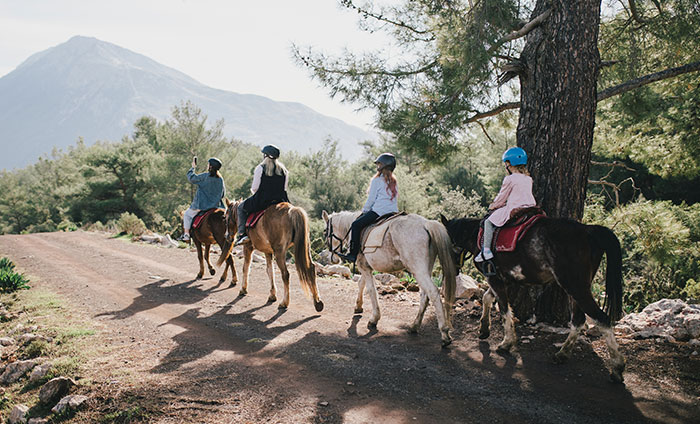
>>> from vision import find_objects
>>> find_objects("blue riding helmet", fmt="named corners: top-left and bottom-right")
top-left (208, 157), bottom-right (222, 170)
top-left (502, 147), bottom-right (527, 166)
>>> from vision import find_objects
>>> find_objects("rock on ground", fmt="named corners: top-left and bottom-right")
top-left (0, 360), bottom-right (39, 384)
top-left (39, 377), bottom-right (76, 405)
top-left (618, 298), bottom-right (700, 342)
top-left (455, 274), bottom-right (484, 300)
top-left (8, 404), bottom-right (29, 424)
top-left (51, 394), bottom-right (88, 414)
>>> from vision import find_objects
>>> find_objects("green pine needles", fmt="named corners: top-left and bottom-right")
top-left (0, 257), bottom-right (30, 293)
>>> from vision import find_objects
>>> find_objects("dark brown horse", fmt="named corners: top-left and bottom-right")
top-left (190, 208), bottom-right (237, 285)
top-left (218, 199), bottom-right (323, 312)
top-left (440, 214), bottom-right (626, 383)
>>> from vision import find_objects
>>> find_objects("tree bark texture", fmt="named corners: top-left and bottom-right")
top-left (511, 0), bottom-right (602, 323)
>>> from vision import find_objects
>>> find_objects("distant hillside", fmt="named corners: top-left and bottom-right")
top-left (0, 36), bottom-right (376, 170)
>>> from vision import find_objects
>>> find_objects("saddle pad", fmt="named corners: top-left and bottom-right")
top-left (360, 213), bottom-right (405, 253)
top-left (192, 209), bottom-right (221, 229)
top-left (477, 214), bottom-right (544, 252)
top-left (246, 209), bottom-right (266, 229)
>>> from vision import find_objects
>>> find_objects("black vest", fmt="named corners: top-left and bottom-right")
top-left (247, 166), bottom-right (289, 212)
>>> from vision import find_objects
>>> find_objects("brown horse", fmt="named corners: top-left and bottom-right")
top-left (441, 214), bottom-right (626, 383)
top-left (190, 208), bottom-right (237, 285)
top-left (218, 199), bottom-right (323, 312)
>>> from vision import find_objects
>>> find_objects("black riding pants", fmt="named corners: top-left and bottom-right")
top-left (349, 211), bottom-right (379, 256)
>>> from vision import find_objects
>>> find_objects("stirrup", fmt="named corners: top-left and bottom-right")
top-left (338, 252), bottom-right (357, 263)
top-left (177, 234), bottom-right (190, 242)
top-left (233, 235), bottom-right (250, 246)
top-left (478, 260), bottom-right (497, 277)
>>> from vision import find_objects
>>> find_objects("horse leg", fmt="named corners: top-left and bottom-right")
top-left (479, 288), bottom-right (497, 339)
top-left (409, 291), bottom-right (429, 334)
top-left (354, 274), bottom-right (366, 314)
top-left (572, 292), bottom-right (626, 383)
top-left (488, 278), bottom-right (516, 353)
top-left (273, 250), bottom-right (290, 309)
top-left (414, 266), bottom-right (452, 347)
top-left (226, 255), bottom-right (238, 286)
top-left (554, 298), bottom-right (585, 363)
top-left (204, 244), bottom-right (215, 276)
top-left (194, 239), bottom-right (204, 280)
top-left (358, 261), bottom-right (381, 328)
top-left (265, 253), bottom-right (276, 303)
top-left (240, 245), bottom-right (253, 296)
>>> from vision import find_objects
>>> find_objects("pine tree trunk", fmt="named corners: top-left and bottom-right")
top-left (512, 0), bottom-right (602, 324)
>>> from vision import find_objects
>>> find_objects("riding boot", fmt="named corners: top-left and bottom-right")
top-left (234, 202), bottom-right (250, 246)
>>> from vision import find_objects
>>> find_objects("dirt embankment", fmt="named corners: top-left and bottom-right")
top-left (0, 231), bottom-right (698, 423)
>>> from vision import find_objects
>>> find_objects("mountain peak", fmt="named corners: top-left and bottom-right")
top-left (0, 36), bottom-right (375, 170)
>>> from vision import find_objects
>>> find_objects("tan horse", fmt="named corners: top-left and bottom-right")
top-left (218, 199), bottom-right (324, 312)
top-left (322, 211), bottom-right (456, 347)
top-left (190, 208), bottom-right (237, 285)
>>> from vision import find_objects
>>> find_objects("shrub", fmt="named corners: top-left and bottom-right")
top-left (589, 198), bottom-right (700, 311)
top-left (0, 258), bottom-right (30, 293)
top-left (57, 219), bottom-right (78, 232)
top-left (116, 212), bottom-right (147, 236)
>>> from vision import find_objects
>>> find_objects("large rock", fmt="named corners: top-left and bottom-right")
top-left (455, 274), bottom-right (484, 300)
top-left (0, 360), bottom-right (39, 384)
top-left (51, 395), bottom-right (88, 414)
top-left (39, 377), bottom-right (76, 405)
top-left (29, 362), bottom-right (52, 384)
top-left (374, 273), bottom-right (400, 285)
top-left (8, 404), bottom-right (29, 424)
top-left (0, 337), bottom-right (16, 346)
top-left (314, 262), bottom-right (352, 279)
top-left (618, 299), bottom-right (700, 341)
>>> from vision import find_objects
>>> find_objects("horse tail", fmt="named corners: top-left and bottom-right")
top-left (589, 225), bottom-right (624, 322)
top-left (217, 236), bottom-right (234, 267)
top-left (426, 220), bottom-right (457, 321)
top-left (290, 206), bottom-right (316, 297)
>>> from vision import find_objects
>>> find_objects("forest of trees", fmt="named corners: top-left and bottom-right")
top-left (1, 1), bottom-right (699, 319)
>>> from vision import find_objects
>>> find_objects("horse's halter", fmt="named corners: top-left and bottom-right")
top-left (324, 216), bottom-right (351, 260)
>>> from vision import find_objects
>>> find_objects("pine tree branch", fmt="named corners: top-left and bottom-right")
top-left (487, 9), bottom-right (551, 55)
top-left (628, 0), bottom-right (649, 25)
top-left (340, 0), bottom-right (434, 38)
top-left (598, 61), bottom-right (700, 101)
top-left (465, 102), bottom-right (519, 123)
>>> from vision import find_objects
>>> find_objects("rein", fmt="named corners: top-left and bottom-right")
top-left (325, 216), bottom-right (351, 259)
top-left (458, 248), bottom-right (472, 269)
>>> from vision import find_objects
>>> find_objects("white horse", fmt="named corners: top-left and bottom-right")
top-left (322, 211), bottom-right (457, 346)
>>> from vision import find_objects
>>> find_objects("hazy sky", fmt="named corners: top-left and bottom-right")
top-left (0, 0), bottom-right (390, 130)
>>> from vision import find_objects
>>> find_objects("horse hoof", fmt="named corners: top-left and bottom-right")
top-left (239, 289), bottom-right (247, 297)
top-left (196, 274), bottom-right (203, 280)
top-left (553, 351), bottom-right (569, 364)
top-left (314, 300), bottom-right (324, 312)
top-left (209, 269), bottom-right (216, 276)
top-left (496, 344), bottom-right (513, 354)
top-left (267, 296), bottom-right (277, 303)
top-left (478, 330), bottom-right (490, 340)
top-left (441, 337), bottom-right (453, 348)
top-left (354, 307), bottom-right (363, 314)
top-left (219, 277), bottom-right (226, 284)
top-left (367, 321), bottom-right (378, 329)
top-left (609, 371), bottom-right (624, 384)
top-left (278, 304), bottom-right (288, 310)
top-left (407, 326), bottom-right (419, 334)
top-left (229, 281), bottom-right (237, 288)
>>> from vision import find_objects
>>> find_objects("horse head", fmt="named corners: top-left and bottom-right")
top-left (321, 210), bottom-right (356, 264)
top-left (440, 214), bottom-right (482, 261)
top-left (223, 198), bottom-right (239, 243)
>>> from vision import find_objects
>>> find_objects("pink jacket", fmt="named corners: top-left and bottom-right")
top-left (487, 173), bottom-right (536, 227)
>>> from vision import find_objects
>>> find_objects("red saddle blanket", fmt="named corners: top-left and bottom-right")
top-left (246, 210), bottom-right (266, 228)
top-left (192, 208), bottom-right (221, 229)
top-left (477, 214), bottom-right (545, 252)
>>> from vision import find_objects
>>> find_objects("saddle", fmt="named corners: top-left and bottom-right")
top-left (246, 209), bottom-right (266, 229)
top-left (477, 207), bottom-right (546, 252)
top-left (192, 208), bottom-right (222, 229)
top-left (360, 212), bottom-right (406, 254)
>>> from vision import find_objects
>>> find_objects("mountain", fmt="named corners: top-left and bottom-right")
top-left (0, 36), bottom-right (376, 170)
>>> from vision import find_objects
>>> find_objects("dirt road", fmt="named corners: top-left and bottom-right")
top-left (0, 231), bottom-right (698, 423)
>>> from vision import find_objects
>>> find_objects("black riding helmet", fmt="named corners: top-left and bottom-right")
top-left (374, 153), bottom-right (396, 171)
top-left (261, 144), bottom-right (281, 159)
top-left (208, 157), bottom-right (222, 170)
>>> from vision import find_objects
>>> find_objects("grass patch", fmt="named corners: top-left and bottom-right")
top-left (101, 405), bottom-right (149, 423)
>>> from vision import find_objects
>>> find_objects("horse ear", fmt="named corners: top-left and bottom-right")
top-left (224, 197), bottom-right (231, 207)
top-left (440, 214), bottom-right (449, 226)
top-left (322, 210), bottom-right (329, 222)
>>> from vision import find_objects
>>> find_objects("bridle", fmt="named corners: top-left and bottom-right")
top-left (324, 215), bottom-right (351, 260)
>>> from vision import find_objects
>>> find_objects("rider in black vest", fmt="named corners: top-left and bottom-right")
top-left (234, 144), bottom-right (289, 246)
